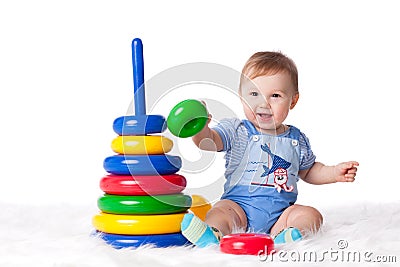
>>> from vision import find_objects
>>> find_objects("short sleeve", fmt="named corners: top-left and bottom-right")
top-left (299, 132), bottom-right (316, 170)
top-left (212, 118), bottom-right (243, 152)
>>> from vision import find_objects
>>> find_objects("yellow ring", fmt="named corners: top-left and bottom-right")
top-left (111, 135), bottom-right (173, 155)
top-left (92, 212), bottom-right (185, 235)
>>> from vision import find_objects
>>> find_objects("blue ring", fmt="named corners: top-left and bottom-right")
top-left (103, 155), bottom-right (181, 175)
top-left (96, 231), bottom-right (190, 248)
top-left (113, 115), bottom-right (166, 135)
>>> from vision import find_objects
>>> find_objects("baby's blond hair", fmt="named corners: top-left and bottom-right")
top-left (240, 51), bottom-right (298, 92)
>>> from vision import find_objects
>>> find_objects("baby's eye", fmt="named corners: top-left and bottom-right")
top-left (250, 91), bottom-right (259, 96)
top-left (272, 93), bottom-right (281, 98)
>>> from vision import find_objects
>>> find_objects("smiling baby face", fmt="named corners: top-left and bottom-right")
top-left (240, 71), bottom-right (299, 135)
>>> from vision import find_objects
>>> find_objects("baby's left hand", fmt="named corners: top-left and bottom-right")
top-left (334, 161), bottom-right (359, 183)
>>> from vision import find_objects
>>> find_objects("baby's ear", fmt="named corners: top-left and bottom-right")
top-left (290, 93), bottom-right (299, 109)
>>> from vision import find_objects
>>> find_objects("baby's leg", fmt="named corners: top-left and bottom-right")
top-left (205, 199), bottom-right (248, 235)
top-left (270, 204), bottom-right (323, 237)
top-left (181, 199), bottom-right (247, 247)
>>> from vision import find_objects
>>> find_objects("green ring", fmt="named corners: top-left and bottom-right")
top-left (97, 194), bottom-right (192, 215)
top-left (167, 99), bottom-right (208, 138)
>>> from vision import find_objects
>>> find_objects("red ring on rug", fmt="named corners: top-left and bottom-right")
top-left (100, 174), bottom-right (186, 196)
top-left (220, 233), bottom-right (274, 255)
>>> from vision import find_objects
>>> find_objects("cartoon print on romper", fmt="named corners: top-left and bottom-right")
top-left (251, 143), bottom-right (294, 192)
top-left (273, 167), bottom-right (294, 193)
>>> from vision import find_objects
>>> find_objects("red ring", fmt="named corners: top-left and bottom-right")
top-left (220, 233), bottom-right (274, 255)
top-left (100, 174), bottom-right (186, 196)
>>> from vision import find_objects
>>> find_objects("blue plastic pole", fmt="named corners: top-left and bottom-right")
top-left (132, 38), bottom-right (146, 115)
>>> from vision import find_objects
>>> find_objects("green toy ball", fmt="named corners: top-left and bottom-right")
top-left (167, 99), bottom-right (208, 138)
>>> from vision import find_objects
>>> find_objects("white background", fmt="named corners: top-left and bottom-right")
top-left (0, 0), bottom-right (398, 210)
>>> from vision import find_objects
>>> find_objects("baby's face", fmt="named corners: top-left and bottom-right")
top-left (240, 72), bottom-right (298, 134)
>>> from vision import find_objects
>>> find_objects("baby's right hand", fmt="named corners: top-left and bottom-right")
top-left (192, 100), bottom-right (222, 151)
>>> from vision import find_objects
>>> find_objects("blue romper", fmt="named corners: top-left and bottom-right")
top-left (214, 119), bottom-right (315, 234)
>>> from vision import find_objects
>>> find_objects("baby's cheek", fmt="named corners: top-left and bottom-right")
top-left (243, 106), bottom-right (256, 119)
top-left (241, 101), bottom-right (253, 112)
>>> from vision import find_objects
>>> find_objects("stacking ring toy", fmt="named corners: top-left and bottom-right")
top-left (111, 135), bottom-right (173, 155)
top-left (96, 231), bottom-right (190, 248)
top-left (92, 212), bottom-right (186, 235)
top-left (103, 154), bottom-right (181, 175)
top-left (220, 233), bottom-right (274, 255)
top-left (97, 194), bottom-right (192, 215)
top-left (167, 99), bottom-right (208, 138)
top-left (100, 174), bottom-right (186, 195)
top-left (113, 115), bottom-right (166, 136)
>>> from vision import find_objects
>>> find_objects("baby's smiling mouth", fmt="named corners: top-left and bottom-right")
top-left (256, 112), bottom-right (272, 121)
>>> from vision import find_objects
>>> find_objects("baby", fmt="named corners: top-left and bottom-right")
top-left (181, 52), bottom-right (359, 247)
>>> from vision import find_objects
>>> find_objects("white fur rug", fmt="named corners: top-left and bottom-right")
top-left (1, 201), bottom-right (399, 267)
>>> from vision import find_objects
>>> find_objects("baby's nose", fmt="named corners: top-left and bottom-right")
top-left (257, 97), bottom-right (270, 107)
top-left (258, 101), bottom-right (271, 109)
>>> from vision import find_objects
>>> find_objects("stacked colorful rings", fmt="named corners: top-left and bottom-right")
top-left (92, 38), bottom-right (192, 248)
top-left (93, 115), bottom-right (191, 247)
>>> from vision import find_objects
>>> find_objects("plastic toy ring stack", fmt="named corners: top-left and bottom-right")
top-left (92, 38), bottom-right (192, 248)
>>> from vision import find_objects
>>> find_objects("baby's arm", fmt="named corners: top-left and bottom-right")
top-left (192, 111), bottom-right (224, 152)
top-left (299, 161), bottom-right (359, 185)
